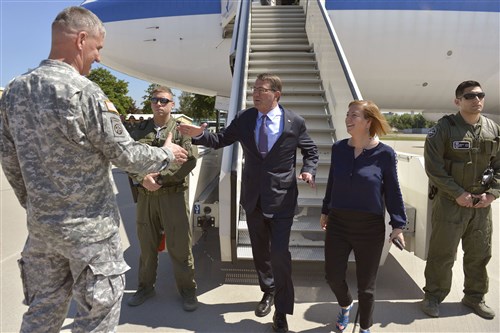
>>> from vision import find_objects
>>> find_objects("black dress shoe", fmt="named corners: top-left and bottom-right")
top-left (272, 311), bottom-right (288, 332)
top-left (255, 292), bottom-right (274, 317)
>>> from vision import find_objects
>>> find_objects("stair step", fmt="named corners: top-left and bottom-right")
top-left (250, 44), bottom-right (312, 52)
top-left (248, 67), bottom-right (319, 74)
top-left (246, 90), bottom-right (325, 98)
top-left (238, 231), bottom-right (324, 247)
top-left (251, 22), bottom-right (306, 29)
top-left (237, 245), bottom-right (325, 261)
top-left (251, 27), bottom-right (305, 33)
top-left (252, 17), bottom-right (305, 23)
top-left (282, 88), bottom-right (324, 95)
top-left (251, 32), bottom-right (307, 39)
top-left (252, 6), bottom-right (304, 11)
top-left (249, 59), bottom-right (316, 65)
top-left (252, 14), bottom-right (305, 20)
top-left (238, 218), bottom-right (324, 234)
top-left (305, 128), bottom-right (335, 135)
top-left (249, 52), bottom-right (315, 59)
top-left (251, 38), bottom-right (309, 45)
top-left (298, 198), bottom-right (323, 208)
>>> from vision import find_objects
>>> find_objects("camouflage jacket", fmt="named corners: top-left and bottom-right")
top-left (0, 59), bottom-right (174, 244)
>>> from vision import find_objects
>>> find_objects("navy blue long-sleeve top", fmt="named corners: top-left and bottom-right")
top-left (322, 139), bottom-right (407, 229)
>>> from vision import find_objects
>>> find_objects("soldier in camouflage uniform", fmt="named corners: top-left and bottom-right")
top-left (0, 7), bottom-right (188, 333)
top-left (127, 86), bottom-right (199, 311)
top-left (421, 80), bottom-right (500, 319)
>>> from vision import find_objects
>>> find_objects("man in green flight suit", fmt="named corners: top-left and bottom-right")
top-left (127, 86), bottom-right (199, 311)
top-left (421, 80), bottom-right (500, 319)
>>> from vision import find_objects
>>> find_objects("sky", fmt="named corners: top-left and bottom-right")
top-left (0, 0), bottom-right (168, 108)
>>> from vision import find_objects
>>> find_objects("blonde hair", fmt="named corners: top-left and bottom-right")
top-left (348, 100), bottom-right (391, 137)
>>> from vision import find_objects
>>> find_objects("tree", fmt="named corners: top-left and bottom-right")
top-left (178, 92), bottom-right (216, 122)
top-left (387, 113), bottom-right (435, 130)
top-left (140, 83), bottom-right (160, 114)
top-left (87, 68), bottom-right (135, 115)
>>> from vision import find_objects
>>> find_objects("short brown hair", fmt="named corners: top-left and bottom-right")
top-left (256, 73), bottom-right (282, 93)
top-left (349, 100), bottom-right (391, 137)
top-left (152, 86), bottom-right (173, 97)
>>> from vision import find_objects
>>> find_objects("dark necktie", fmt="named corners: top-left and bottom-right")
top-left (258, 115), bottom-right (268, 157)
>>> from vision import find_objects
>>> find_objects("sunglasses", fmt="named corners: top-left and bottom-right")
top-left (460, 92), bottom-right (485, 100)
top-left (150, 97), bottom-right (172, 105)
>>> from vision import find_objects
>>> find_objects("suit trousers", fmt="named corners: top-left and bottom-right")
top-left (246, 207), bottom-right (294, 314)
top-left (325, 209), bottom-right (385, 329)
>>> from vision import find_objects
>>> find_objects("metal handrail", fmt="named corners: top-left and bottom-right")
top-left (224, 0), bottom-right (250, 262)
top-left (315, 0), bottom-right (363, 100)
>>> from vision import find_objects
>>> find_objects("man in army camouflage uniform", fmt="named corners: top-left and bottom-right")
top-left (127, 86), bottom-right (199, 311)
top-left (421, 80), bottom-right (500, 319)
top-left (0, 7), bottom-right (188, 333)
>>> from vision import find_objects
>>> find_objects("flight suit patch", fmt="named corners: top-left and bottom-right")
top-left (427, 127), bottom-right (437, 138)
top-left (452, 141), bottom-right (470, 150)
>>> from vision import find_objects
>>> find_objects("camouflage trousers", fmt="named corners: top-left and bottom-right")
top-left (18, 232), bottom-right (129, 333)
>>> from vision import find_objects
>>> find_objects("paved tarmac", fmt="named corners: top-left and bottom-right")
top-left (1, 139), bottom-right (499, 332)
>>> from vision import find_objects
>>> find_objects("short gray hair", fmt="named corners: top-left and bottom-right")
top-left (52, 6), bottom-right (105, 38)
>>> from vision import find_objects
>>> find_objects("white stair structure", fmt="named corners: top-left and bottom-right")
top-left (236, 5), bottom-right (336, 261)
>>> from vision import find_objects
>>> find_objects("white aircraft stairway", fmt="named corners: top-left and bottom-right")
top-left (236, 4), bottom-right (336, 261)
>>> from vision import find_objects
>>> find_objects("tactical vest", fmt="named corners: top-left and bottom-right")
top-left (441, 114), bottom-right (499, 194)
top-left (132, 118), bottom-right (197, 188)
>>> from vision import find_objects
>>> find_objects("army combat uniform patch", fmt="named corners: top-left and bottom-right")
top-left (99, 99), bottom-right (126, 138)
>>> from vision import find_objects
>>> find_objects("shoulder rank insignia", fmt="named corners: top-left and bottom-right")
top-left (99, 99), bottom-right (119, 114)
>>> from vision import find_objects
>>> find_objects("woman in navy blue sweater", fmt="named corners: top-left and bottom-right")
top-left (320, 100), bottom-right (407, 333)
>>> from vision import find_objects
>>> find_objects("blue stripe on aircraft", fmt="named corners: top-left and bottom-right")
top-left (82, 0), bottom-right (221, 23)
top-left (325, 0), bottom-right (500, 13)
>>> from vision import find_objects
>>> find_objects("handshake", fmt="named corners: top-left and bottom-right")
top-left (162, 132), bottom-right (188, 164)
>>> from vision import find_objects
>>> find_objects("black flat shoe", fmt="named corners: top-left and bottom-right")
top-left (255, 292), bottom-right (274, 317)
top-left (272, 311), bottom-right (288, 332)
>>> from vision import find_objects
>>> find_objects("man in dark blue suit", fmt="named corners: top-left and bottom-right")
top-left (178, 73), bottom-right (318, 332)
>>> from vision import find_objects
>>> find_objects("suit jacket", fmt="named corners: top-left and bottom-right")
top-left (193, 105), bottom-right (318, 217)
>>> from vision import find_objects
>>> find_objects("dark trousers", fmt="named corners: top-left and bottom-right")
top-left (246, 207), bottom-right (294, 314)
top-left (325, 209), bottom-right (385, 329)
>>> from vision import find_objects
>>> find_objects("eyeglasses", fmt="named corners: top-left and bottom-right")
top-left (459, 92), bottom-right (485, 100)
top-left (252, 87), bottom-right (276, 94)
top-left (150, 97), bottom-right (172, 105)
